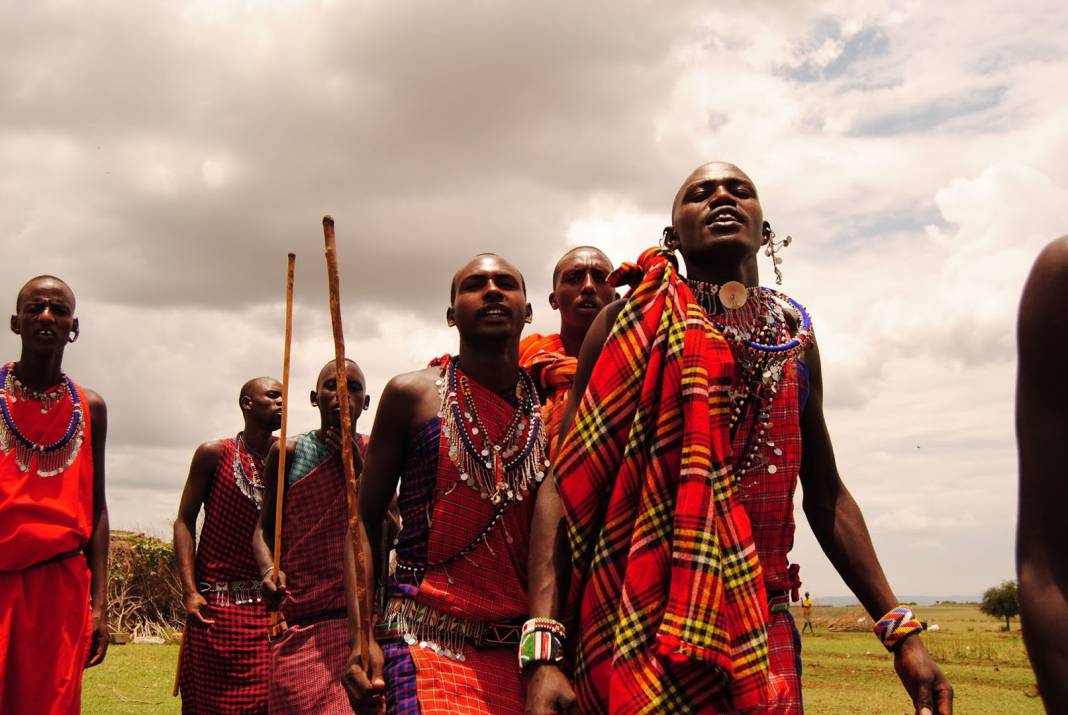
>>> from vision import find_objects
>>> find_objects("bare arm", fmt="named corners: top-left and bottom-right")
top-left (1016, 236), bottom-right (1068, 712)
top-left (84, 390), bottom-right (110, 668)
top-left (799, 339), bottom-right (952, 714)
top-left (526, 300), bottom-right (622, 714)
top-left (173, 442), bottom-right (223, 625)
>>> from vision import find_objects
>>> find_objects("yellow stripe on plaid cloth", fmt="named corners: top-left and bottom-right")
top-left (555, 247), bottom-right (772, 713)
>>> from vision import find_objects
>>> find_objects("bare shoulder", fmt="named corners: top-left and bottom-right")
top-left (1030, 235), bottom-right (1068, 277)
top-left (1020, 236), bottom-right (1068, 351)
top-left (194, 439), bottom-right (228, 461)
top-left (81, 387), bottom-right (106, 415)
top-left (383, 366), bottom-right (440, 404)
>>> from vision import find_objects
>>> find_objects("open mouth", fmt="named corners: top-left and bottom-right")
top-left (705, 206), bottom-right (745, 227)
top-left (576, 300), bottom-right (602, 312)
top-left (477, 306), bottom-right (511, 319)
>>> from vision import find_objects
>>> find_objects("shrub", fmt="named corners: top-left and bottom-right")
top-left (107, 531), bottom-right (183, 639)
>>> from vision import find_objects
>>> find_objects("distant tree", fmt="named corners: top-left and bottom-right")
top-left (980, 580), bottom-right (1019, 631)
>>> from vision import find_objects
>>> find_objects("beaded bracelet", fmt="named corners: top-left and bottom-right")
top-left (518, 618), bottom-right (566, 671)
top-left (873, 606), bottom-right (924, 652)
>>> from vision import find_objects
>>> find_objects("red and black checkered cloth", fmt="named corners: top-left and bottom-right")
top-left (179, 437), bottom-right (272, 714)
top-left (555, 248), bottom-right (772, 713)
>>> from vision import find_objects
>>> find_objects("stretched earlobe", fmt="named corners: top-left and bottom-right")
top-left (525, 304), bottom-right (533, 324)
top-left (548, 292), bottom-right (559, 311)
top-left (10, 316), bottom-right (18, 335)
top-left (446, 307), bottom-right (456, 327)
top-left (661, 227), bottom-right (679, 250)
top-left (309, 390), bottom-right (318, 407)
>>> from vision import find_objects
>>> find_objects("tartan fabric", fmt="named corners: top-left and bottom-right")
top-left (519, 333), bottom-right (575, 454)
top-left (734, 362), bottom-right (806, 594)
top-left (381, 356), bottom-right (537, 713)
top-left (279, 431), bottom-right (367, 623)
top-left (720, 610), bottom-right (802, 714)
top-left (180, 437), bottom-right (271, 713)
top-left (268, 615), bottom-right (351, 714)
top-left (555, 247), bottom-right (771, 713)
top-left (0, 382), bottom-right (94, 571)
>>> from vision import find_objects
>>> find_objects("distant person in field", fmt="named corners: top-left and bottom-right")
top-left (0, 276), bottom-right (109, 714)
top-left (344, 254), bottom-right (546, 714)
top-left (526, 163), bottom-right (954, 714)
top-left (1016, 235), bottom-right (1068, 714)
top-left (252, 359), bottom-right (370, 715)
top-left (801, 592), bottom-right (814, 634)
top-left (519, 246), bottom-right (615, 454)
top-left (173, 377), bottom-right (282, 713)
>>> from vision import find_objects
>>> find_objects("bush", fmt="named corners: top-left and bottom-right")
top-left (107, 531), bottom-right (183, 639)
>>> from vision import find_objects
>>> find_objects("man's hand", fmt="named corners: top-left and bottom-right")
top-left (184, 591), bottom-right (215, 626)
top-left (260, 569), bottom-right (287, 611)
top-left (894, 636), bottom-right (953, 715)
top-left (525, 664), bottom-right (577, 714)
top-left (343, 637), bottom-right (386, 714)
top-left (85, 606), bottom-right (109, 668)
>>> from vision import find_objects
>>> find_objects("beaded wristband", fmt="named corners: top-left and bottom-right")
top-left (873, 606), bottom-right (924, 652)
top-left (518, 618), bottom-right (566, 671)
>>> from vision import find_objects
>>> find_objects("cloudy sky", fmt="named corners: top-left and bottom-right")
top-left (3, 0), bottom-right (1066, 599)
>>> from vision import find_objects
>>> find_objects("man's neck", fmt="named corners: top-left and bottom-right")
top-left (683, 254), bottom-right (760, 288)
top-left (14, 350), bottom-right (66, 391)
top-left (558, 323), bottom-right (586, 358)
top-left (242, 421), bottom-right (274, 459)
top-left (456, 338), bottom-right (520, 393)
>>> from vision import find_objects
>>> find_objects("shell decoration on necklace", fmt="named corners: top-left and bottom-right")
top-left (0, 362), bottom-right (85, 476)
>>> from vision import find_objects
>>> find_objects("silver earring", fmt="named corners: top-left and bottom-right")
top-left (764, 227), bottom-right (792, 285)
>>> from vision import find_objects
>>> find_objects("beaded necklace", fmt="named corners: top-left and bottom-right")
top-left (685, 280), bottom-right (814, 482)
top-left (0, 362), bottom-right (85, 477)
top-left (232, 432), bottom-right (267, 508)
top-left (437, 356), bottom-right (549, 505)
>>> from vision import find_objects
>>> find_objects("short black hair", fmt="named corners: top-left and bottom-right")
top-left (450, 254), bottom-right (527, 304)
top-left (550, 246), bottom-right (611, 287)
top-left (15, 275), bottom-right (74, 311)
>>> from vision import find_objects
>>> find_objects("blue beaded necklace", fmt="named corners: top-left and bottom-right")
top-left (0, 362), bottom-right (85, 476)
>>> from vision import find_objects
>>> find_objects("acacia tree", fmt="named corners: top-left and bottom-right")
top-left (980, 580), bottom-right (1019, 631)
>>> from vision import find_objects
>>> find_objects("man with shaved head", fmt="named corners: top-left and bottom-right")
top-left (520, 246), bottom-right (615, 453)
top-left (345, 254), bottom-right (547, 714)
top-left (252, 359), bottom-right (370, 714)
top-left (0, 276), bottom-right (110, 714)
top-left (174, 376), bottom-right (282, 713)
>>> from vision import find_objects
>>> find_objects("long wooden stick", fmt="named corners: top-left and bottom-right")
top-left (269, 253), bottom-right (296, 632)
top-left (172, 632), bottom-right (186, 697)
top-left (322, 215), bottom-right (371, 670)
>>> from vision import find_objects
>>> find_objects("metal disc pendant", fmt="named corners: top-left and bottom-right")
top-left (720, 281), bottom-right (748, 310)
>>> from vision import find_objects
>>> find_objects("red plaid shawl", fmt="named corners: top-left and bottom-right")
top-left (555, 247), bottom-right (771, 713)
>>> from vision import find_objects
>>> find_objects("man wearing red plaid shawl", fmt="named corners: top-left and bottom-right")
top-left (173, 377), bottom-right (282, 713)
top-left (344, 254), bottom-right (545, 714)
top-left (0, 276), bottom-right (110, 714)
top-left (519, 247), bottom-right (615, 455)
top-left (527, 163), bottom-right (953, 714)
top-left (252, 360), bottom-right (370, 715)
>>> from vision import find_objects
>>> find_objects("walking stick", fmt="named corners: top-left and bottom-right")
top-left (322, 215), bottom-right (371, 671)
top-left (172, 632), bottom-right (186, 697)
top-left (270, 253), bottom-right (296, 634)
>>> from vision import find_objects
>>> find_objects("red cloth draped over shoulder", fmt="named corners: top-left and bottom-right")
top-left (280, 435), bottom-right (368, 622)
top-left (554, 247), bottom-right (772, 713)
top-left (519, 333), bottom-right (575, 455)
top-left (0, 383), bottom-right (93, 570)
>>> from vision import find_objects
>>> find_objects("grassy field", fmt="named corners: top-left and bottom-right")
top-left (84, 604), bottom-right (1042, 713)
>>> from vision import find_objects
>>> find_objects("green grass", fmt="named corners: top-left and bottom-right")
top-left (83, 604), bottom-right (1041, 713)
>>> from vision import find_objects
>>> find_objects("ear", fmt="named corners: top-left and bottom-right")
top-left (446, 306), bottom-right (456, 327)
top-left (662, 226), bottom-right (679, 250)
top-left (9, 316), bottom-right (18, 334)
top-left (761, 221), bottom-right (772, 245)
top-left (548, 291), bottom-right (559, 311)
top-left (72, 317), bottom-right (80, 334)
top-left (240, 395), bottom-right (253, 412)
top-left (524, 302), bottom-right (533, 324)
top-left (309, 389), bottom-right (318, 407)
top-left (362, 395), bottom-right (371, 411)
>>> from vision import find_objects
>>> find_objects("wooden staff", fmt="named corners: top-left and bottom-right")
top-left (322, 215), bottom-right (371, 670)
top-left (269, 253), bottom-right (297, 631)
top-left (172, 632), bottom-right (186, 697)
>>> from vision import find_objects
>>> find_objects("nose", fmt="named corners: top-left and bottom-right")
top-left (483, 280), bottom-right (504, 301)
top-left (708, 183), bottom-right (736, 205)
top-left (580, 273), bottom-right (597, 293)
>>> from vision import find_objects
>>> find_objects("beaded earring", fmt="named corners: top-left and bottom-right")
top-left (763, 224), bottom-right (792, 285)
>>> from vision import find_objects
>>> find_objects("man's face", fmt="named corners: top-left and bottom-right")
top-left (311, 362), bottom-right (368, 429)
top-left (11, 279), bottom-right (78, 353)
top-left (550, 248), bottom-right (615, 333)
top-left (242, 378), bottom-right (283, 431)
top-left (671, 163), bottom-right (764, 261)
top-left (448, 255), bottom-right (531, 341)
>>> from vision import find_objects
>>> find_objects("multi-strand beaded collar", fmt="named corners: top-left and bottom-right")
top-left (686, 279), bottom-right (814, 482)
top-left (0, 362), bottom-right (85, 477)
top-left (233, 432), bottom-right (267, 508)
top-left (438, 356), bottom-right (549, 506)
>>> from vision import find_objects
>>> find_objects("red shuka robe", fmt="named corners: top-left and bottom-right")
top-left (518, 332), bottom-right (576, 455)
top-left (0, 378), bottom-right (94, 715)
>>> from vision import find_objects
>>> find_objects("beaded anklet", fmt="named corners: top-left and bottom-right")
top-left (873, 605), bottom-right (924, 652)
